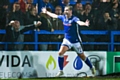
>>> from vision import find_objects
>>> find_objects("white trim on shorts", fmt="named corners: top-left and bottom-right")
top-left (61, 38), bottom-right (83, 54)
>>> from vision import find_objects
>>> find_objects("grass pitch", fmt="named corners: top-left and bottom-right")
top-left (3, 77), bottom-right (120, 80)
top-left (38, 77), bottom-right (120, 80)
top-left (14, 77), bottom-right (120, 80)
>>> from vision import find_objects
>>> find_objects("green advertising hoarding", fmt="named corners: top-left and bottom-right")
top-left (107, 52), bottom-right (120, 74)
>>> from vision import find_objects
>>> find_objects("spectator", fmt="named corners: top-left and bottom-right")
top-left (97, 12), bottom-right (116, 30)
top-left (92, 0), bottom-right (100, 9)
top-left (25, 6), bottom-right (40, 25)
top-left (49, 0), bottom-right (59, 7)
top-left (0, 0), bottom-right (9, 50)
top-left (38, 0), bottom-right (54, 13)
top-left (97, 0), bottom-right (111, 12)
top-left (5, 20), bottom-right (41, 51)
top-left (9, 2), bottom-right (25, 25)
top-left (0, 0), bottom-right (9, 29)
top-left (79, 3), bottom-right (95, 51)
top-left (26, 3), bottom-right (35, 13)
top-left (26, 0), bottom-right (37, 12)
top-left (73, 3), bottom-right (84, 21)
top-left (93, 0), bottom-right (112, 29)
top-left (27, 0), bottom-right (33, 3)
top-left (109, 3), bottom-right (119, 30)
top-left (24, 6), bottom-right (41, 50)
top-left (95, 12), bottom-right (115, 50)
top-left (82, 3), bottom-right (94, 29)
top-left (19, 0), bottom-right (37, 13)
top-left (50, 6), bottom-right (64, 50)
top-left (60, 0), bottom-right (73, 12)
top-left (39, 8), bottom-right (54, 51)
top-left (18, 0), bottom-right (26, 13)
top-left (109, 3), bottom-right (119, 18)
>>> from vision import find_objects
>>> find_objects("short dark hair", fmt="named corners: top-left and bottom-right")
top-left (55, 5), bottom-right (62, 9)
top-left (65, 6), bottom-right (73, 10)
top-left (46, 7), bottom-right (52, 12)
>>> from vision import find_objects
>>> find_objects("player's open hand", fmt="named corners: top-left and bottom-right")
top-left (85, 19), bottom-right (90, 27)
top-left (42, 8), bottom-right (47, 13)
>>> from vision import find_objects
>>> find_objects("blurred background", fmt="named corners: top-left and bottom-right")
top-left (0, 0), bottom-right (120, 51)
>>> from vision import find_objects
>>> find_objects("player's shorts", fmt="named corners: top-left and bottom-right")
top-left (61, 38), bottom-right (83, 54)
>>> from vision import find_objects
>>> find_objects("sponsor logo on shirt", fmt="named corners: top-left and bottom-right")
top-left (63, 22), bottom-right (72, 26)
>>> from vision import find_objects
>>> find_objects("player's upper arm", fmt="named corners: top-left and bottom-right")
top-left (57, 15), bottom-right (64, 21)
top-left (46, 11), bottom-right (58, 18)
top-left (52, 14), bottom-right (58, 18)
top-left (73, 17), bottom-right (80, 23)
top-left (73, 17), bottom-right (86, 26)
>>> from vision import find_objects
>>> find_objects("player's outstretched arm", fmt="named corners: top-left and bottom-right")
top-left (76, 19), bottom-right (89, 27)
top-left (42, 8), bottom-right (58, 18)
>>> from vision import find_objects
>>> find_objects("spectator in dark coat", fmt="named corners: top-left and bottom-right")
top-left (0, 0), bottom-right (9, 29)
top-left (95, 12), bottom-right (115, 51)
top-left (24, 6), bottom-right (41, 50)
top-left (0, 0), bottom-right (10, 50)
top-left (38, 8), bottom-right (54, 51)
top-left (5, 20), bottom-right (41, 51)
top-left (9, 2), bottom-right (25, 25)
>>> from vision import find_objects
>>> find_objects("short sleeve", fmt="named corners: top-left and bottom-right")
top-left (73, 17), bottom-right (80, 23)
top-left (58, 15), bottom-right (64, 21)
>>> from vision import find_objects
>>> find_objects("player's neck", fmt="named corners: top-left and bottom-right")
top-left (66, 14), bottom-right (72, 19)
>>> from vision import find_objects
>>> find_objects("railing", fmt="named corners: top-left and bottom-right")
top-left (0, 30), bottom-right (119, 51)
top-left (70, 0), bottom-right (93, 5)
top-left (110, 31), bottom-right (120, 51)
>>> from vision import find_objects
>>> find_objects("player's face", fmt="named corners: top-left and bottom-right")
top-left (64, 7), bottom-right (72, 15)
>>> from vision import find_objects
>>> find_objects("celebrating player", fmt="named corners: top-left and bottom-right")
top-left (42, 6), bottom-right (96, 77)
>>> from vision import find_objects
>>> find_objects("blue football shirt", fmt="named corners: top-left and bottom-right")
top-left (58, 15), bottom-right (81, 43)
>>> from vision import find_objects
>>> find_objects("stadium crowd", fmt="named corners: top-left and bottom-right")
top-left (0, 0), bottom-right (120, 51)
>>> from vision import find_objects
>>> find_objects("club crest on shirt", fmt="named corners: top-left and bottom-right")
top-left (68, 20), bottom-right (72, 24)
